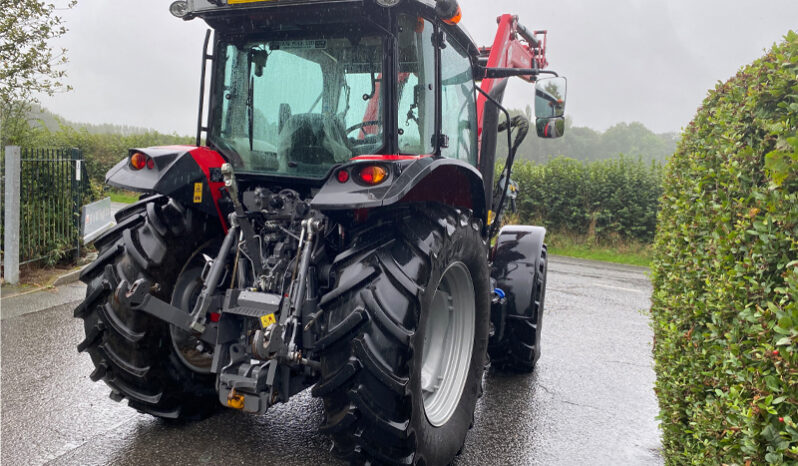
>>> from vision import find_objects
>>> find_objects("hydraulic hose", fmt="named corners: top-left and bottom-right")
top-left (490, 114), bottom-right (530, 239)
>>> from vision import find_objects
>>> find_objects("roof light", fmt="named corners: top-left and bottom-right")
top-left (129, 152), bottom-right (150, 170)
top-left (358, 165), bottom-right (388, 185)
top-left (169, 1), bottom-right (189, 18)
top-left (376, 0), bottom-right (401, 7)
top-left (435, 0), bottom-right (462, 25)
top-left (443, 6), bottom-right (462, 25)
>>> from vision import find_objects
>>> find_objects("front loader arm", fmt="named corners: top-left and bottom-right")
top-left (475, 14), bottom-right (550, 234)
top-left (477, 14), bottom-right (548, 136)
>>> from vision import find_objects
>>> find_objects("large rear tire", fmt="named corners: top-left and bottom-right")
top-left (74, 195), bottom-right (221, 419)
top-left (313, 204), bottom-right (490, 465)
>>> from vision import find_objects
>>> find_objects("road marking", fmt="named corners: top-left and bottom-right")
top-left (44, 413), bottom-right (139, 465)
top-left (595, 283), bottom-right (645, 293)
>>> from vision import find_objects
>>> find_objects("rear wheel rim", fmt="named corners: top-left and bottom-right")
top-left (170, 260), bottom-right (216, 374)
top-left (421, 261), bottom-right (475, 427)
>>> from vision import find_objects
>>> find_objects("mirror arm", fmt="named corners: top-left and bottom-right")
top-left (479, 67), bottom-right (559, 80)
top-left (476, 85), bottom-right (514, 239)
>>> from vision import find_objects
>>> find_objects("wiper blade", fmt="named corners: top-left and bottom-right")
top-left (247, 76), bottom-right (254, 151)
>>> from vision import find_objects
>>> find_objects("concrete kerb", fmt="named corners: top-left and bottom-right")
top-left (0, 251), bottom-right (96, 301)
top-left (53, 250), bottom-right (98, 286)
top-left (53, 268), bottom-right (84, 287)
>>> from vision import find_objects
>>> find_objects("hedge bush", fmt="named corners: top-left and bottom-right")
top-left (28, 124), bottom-right (194, 186)
top-left (508, 155), bottom-right (663, 243)
top-left (651, 32), bottom-right (798, 464)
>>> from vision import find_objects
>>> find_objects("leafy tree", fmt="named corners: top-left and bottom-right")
top-left (0, 0), bottom-right (76, 147)
top-left (497, 112), bottom-right (679, 163)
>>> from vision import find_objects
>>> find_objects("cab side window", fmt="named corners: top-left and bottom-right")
top-left (397, 15), bottom-right (435, 154)
top-left (440, 35), bottom-right (477, 165)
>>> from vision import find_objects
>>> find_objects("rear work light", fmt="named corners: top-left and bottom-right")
top-left (357, 165), bottom-right (388, 185)
top-left (129, 152), bottom-right (152, 170)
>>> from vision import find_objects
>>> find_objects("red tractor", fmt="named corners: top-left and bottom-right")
top-left (75, 0), bottom-right (566, 463)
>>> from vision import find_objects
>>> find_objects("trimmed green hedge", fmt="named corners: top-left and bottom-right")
top-left (28, 125), bottom-right (194, 186)
top-left (651, 32), bottom-right (798, 464)
top-left (509, 155), bottom-right (663, 243)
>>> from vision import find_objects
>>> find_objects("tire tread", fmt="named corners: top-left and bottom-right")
top-left (75, 195), bottom-right (219, 420)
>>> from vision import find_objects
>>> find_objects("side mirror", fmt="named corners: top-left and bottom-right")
top-left (534, 76), bottom-right (567, 138)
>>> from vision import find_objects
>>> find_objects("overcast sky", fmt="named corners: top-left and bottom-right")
top-left (39, 0), bottom-right (798, 135)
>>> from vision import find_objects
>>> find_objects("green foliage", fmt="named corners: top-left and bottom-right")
top-left (651, 32), bottom-right (798, 464)
top-left (27, 104), bottom-right (168, 136)
top-left (507, 155), bottom-right (663, 243)
top-left (0, 148), bottom-right (92, 265)
top-left (544, 231), bottom-right (653, 267)
top-left (0, 0), bottom-right (76, 147)
top-left (499, 117), bottom-right (679, 163)
top-left (107, 189), bottom-right (139, 204)
top-left (27, 122), bottom-right (193, 186)
top-left (1, 106), bottom-right (190, 266)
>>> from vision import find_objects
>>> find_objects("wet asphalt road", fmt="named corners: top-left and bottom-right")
top-left (0, 256), bottom-right (661, 465)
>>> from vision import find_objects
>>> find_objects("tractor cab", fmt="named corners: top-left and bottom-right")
top-left (173, 0), bottom-right (482, 181)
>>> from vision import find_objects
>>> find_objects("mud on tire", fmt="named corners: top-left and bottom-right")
top-left (312, 203), bottom-right (491, 465)
top-left (74, 195), bottom-right (222, 419)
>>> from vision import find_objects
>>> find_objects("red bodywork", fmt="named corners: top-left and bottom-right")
top-left (186, 146), bottom-right (229, 231)
top-left (477, 14), bottom-right (547, 162)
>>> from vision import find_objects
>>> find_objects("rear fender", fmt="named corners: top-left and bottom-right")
top-left (490, 225), bottom-right (546, 345)
top-left (105, 145), bottom-right (228, 229)
top-left (310, 157), bottom-right (487, 225)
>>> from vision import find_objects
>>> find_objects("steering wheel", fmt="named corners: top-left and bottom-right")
top-left (346, 120), bottom-right (381, 136)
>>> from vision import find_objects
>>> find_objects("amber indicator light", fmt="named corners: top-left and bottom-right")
top-left (358, 165), bottom-right (388, 185)
top-left (443, 6), bottom-right (462, 25)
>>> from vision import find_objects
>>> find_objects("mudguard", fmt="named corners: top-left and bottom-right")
top-left (105, 145), bottom-right (228, 227)
top-left (310, 156), bottom-right (487, 224)
top-left (107, 147), bottom-right (486, 229)
top-left (490, 225), bottom-right (546, 354)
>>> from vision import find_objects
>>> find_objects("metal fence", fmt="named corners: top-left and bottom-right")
top-left (1, 147), bottom-right (87, 272)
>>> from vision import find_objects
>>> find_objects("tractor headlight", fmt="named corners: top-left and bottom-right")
top-left (170, 1), bottom-right (190, 18)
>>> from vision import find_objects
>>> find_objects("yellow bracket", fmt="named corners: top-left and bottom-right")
top-left (227, 388), bottom-right (245, 409)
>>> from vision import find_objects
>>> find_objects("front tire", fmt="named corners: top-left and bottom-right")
top-left (313, 204), bottom-right (490, 465)
top-left (488, 227), bottom-right (548, 373)
top-left (74, 195), bottom-right (221, 419)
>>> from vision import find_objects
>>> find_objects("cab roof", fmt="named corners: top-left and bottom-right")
top-left (178, 0), bottom-right (479, 57)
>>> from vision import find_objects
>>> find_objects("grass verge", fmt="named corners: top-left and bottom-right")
top-left (545, 232), bottom-right (652, 267)
top-left (108, 189), bottom-right (139, 204)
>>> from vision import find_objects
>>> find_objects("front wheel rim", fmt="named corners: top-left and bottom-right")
top-left (421, 261), bottom-right (476, 427)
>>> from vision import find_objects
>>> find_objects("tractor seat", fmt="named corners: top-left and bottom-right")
top-left (277, 113), bottom-right (351, 170)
